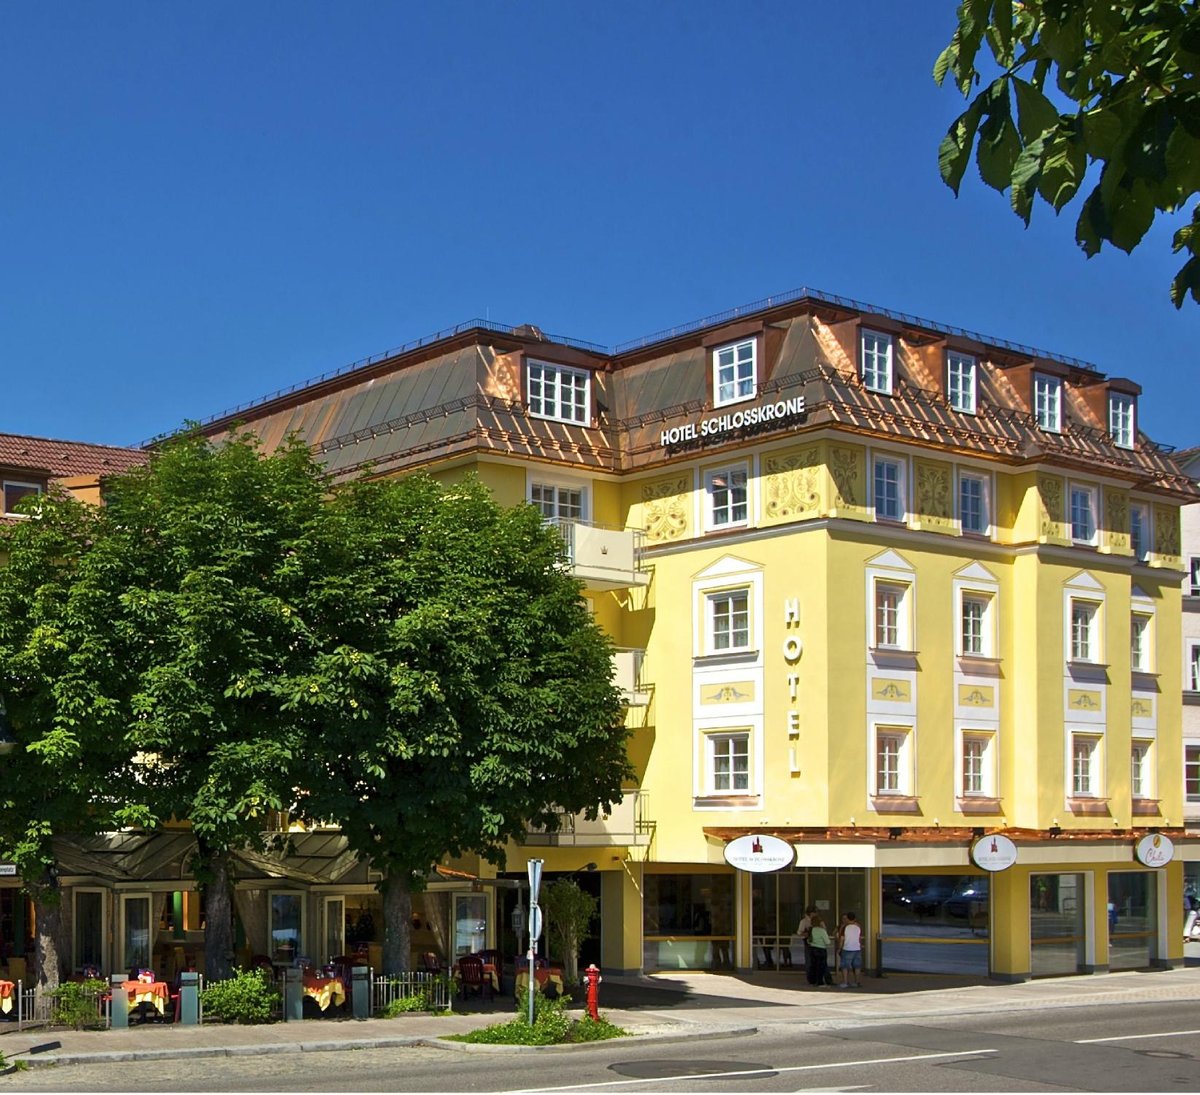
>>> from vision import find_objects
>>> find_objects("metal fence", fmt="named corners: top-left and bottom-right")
top-left (369, 969), bottom-right (451, 1014)
top-left (5, 980), bottom-right (111, 1030)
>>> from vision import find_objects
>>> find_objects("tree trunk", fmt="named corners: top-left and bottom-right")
top-left (380, 875), bottom-right (412, 975)
top-left (202, 848), bottom-right (235, 982)
top-left (31, 871), bottom-right (67, 992)
top-left (563, 927), bottom-right (579, 985)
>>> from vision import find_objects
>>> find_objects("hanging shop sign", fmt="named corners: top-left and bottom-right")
top-left (723, 834), bottom-right (794, 873)
top-left (970, 833), bottom-right (1018, 872)
top-left (1135, 833), bottom-right (1174, 868)
top-left (660, 397), bottom-right (806, 448)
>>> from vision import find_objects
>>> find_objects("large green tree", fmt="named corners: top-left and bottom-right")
top-left (935, 0), bottom-right (1200, 305)
top-left (293, 473), bottom-right (630, 974)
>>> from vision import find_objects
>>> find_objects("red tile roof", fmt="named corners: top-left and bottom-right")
top-left (0, 433), bottom-right (146, 478)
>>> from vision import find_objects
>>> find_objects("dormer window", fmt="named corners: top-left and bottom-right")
top-left (3, 481), bottom-right (41, 516)
top-left (1034, 373), bottom-right (1062, 432)
top-left (861, 331), bottom-right (893, 394)
top-left (946, 352), bottom-right (976, 413)
top-left (712, 339), bottom-right (756, 407)
top-left (1109, 393), bottom-right (1135, 449)
top-left (527, 360), bottom-right (590, 424)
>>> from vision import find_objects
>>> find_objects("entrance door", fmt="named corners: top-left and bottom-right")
top-left (1108, 871), bottom-right (1156, 969)
top-left (1030, 873), bottom-right (1086, 976)
top-left (323, 898), bottom-right (345, 962)
top-left (120, 894), bottom-right (152, 974)
top-left (73, 890), bottom-right (105, 972)
top-left (453, 894), bottom-right (487, 957)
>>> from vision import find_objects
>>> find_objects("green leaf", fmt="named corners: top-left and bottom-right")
top-left (933, 40), bottom-right (957, 87)
top-left (1075, 187), bottom-right (1110, 257)
top-left (1170, 253), bottom-right (1200, 307)
top-left (976, 114), bottom-right (1022, 192)
top-left (1037, 133), bottom-right (1086, 210)
top-left (1107, 177), bottom-right (1157, 252)
top-left (939, 98), bottom-right (985, 194)
top-left (1012, 77), bottom-right (1059, 142)
top-left (1010, 137), bottom-right (1045, 223)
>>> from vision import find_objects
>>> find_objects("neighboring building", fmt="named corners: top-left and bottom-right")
top-left (4, 288), bottom-right (1197, 983)
top-left (1174, 447), bottom-right (1200, 912)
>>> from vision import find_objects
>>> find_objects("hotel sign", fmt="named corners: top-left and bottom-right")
top-left (660, 397), bottom-right (806, 448)
top-left (0, 864), bottom-right (16, 877)
top-left (723, 834), bottom-right (794, 873)
top-left (971, 833), bottom-right (1017, 872)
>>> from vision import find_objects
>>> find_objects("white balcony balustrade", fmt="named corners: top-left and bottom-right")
top-left (549, 519), bottom-right (649, 591)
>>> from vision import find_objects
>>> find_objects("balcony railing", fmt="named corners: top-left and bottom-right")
top-left (548, 519), bottom-right (649, 591)
top-left (524, 790), bottom-right (652, 847)
top-left (612, 648), bottom-right (649, 706)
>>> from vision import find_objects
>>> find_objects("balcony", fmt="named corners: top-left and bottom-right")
top-left (613, 648), bottom-right (649, 706)
top-left (524, 790), bottom-right (652, 847)
top-left (550, 519), bottom-right (649, 591)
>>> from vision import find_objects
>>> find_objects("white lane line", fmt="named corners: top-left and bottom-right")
top-left (515, 1048), bottom-right (999, 1092)
top-left (1075, 1028), bottom-right (1200, 1045)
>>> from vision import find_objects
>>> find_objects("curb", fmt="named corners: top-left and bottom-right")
top-left (419, 1025), bottom-right (757, 1053)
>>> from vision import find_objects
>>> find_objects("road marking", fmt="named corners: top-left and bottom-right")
top-left (1075, 1028), bottom-right (1200, 1045)
top-left (515, 1049), bottom-right (999, 1092)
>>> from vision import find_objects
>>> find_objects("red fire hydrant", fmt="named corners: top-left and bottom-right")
top-left (584, 963), bottom-right (602, 1021)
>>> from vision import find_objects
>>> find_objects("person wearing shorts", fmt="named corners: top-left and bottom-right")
top-left (839, 911), bottom-right (862, 987)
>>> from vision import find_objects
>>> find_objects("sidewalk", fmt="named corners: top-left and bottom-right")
top-left (4, 965), bottom-right (1200, 1069)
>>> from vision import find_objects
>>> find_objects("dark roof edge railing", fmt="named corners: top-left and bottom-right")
top-left (145, 285), bottom-right (1116, 448)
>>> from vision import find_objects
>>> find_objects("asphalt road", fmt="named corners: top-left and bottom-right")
top-left (3, 1000), bottom-right (1198, 1092)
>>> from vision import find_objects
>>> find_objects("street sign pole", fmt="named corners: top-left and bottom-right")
top-left (527, 858), bottom-right (544, 1026)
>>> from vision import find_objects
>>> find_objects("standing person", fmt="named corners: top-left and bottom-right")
top-left (796, 905), bottom-right (816, 984)
top-left (839, 911), bottom-right (863, 988)
top-left (808, 914), bottom-right (833, 987)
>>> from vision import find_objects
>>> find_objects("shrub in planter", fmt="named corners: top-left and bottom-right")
top-left (200, 968), bottom-right (281, 1024)
top-left (49, 978), bottom-right (109, 1030)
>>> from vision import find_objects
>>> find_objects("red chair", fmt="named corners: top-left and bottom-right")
top-left (457, 954), bottom-right (491, 1000)
top-left (477, 949), bottom-right (503, 994)
top-left (420, 951), bottom-right (443, 974)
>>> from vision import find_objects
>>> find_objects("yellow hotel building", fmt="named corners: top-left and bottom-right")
top-left (188, 286), bottom-right (1197, 983)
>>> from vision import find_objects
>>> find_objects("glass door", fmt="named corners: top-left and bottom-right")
top-left (323, 897), bottom-right (345, 962)
top-left (453, 894), bottom-right (487, 957)
top-left (73, 890), bottom-right (105, 973)
top-left (1108, 871), bottom-right (1156, 969)
top-left (1030, 873), bottom-right (1086, 976)
top-left (120, 894), bottom-right (152, 974)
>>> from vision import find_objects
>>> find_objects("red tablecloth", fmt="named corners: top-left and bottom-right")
top-left (0, 980), bottom-right (13, 1015)
top-left (301, 974), bottom-right (346, 1011)
top-left (121, 979), bottom-right (169, 1015)
top-left (453, 960), bottom-right (499, 993)
top-left (514, 967), bottom-right (564, 995)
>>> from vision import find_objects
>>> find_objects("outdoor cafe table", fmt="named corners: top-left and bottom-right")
top-left (0, 980), bottom-right (13, 1015)
top-left (301, 972), bottom-right (346, 1012)
top-left (514, 966), bottom-right (565, 996)
top-left (452, 957), bottom-right (500, 994)
top-left (122, 978), bottom-right (170, 1017)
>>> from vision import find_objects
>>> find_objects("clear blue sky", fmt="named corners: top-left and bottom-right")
top-left (3, 2), bottom-right (1198, 449)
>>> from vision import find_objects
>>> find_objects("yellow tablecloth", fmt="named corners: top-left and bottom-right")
top-left (0, 980), bottom-right (13, 1014)
top-left (515, 968), bottom-right (564, 996)
top-left (122, 980), bottom-right (168, 1015)
top-left (302, 975), bottom-right (346, 1011)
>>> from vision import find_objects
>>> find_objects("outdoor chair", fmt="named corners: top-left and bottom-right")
top-left (457, 954), bottom-right (491, 1000)
top-left (477, 948), bottom-right (502, 992)
top-left (419, 951), bottom-right (443, 974)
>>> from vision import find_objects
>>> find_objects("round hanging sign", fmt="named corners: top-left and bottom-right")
top-left (971, 833), bottom-right (1018, 872)
top-left (1135, 833), bottom-right (1174, 868)
top-left (723, 834), bottom-right (794, 873)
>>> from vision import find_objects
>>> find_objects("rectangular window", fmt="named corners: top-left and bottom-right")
top-left (1131, 741), bottom-right (1152, 799)
top-left (713, 339), bottom-right (756, 407)
top-left (709, 590), bottom-right (750, 652)
top-left (531, 483), bottom-right (583, 521)
top-left (959, 473), bottom-right (988, 535)
top-left (1131, 505), bottom-right (1150, 562)
top-left (1070, 486), bottom-right (1097, 544)
top-left (527, 360), bottom-right (590, 424)
top-left (874, 582), bottom-right (905, 649)
top-left (3, 481), bottom-right (40, 516)
top-left (1190, 645), bottom-right (1200, 692)
top-left (1186, 745), bottom-right (1200, 802)
top-left (962, 733), bottom-right (992, 796)
top-left (961, 595), bottom-right (989, 656)
top-left (1109, 393), bottom-right (1135, 449)
top-left (875, 727), bottom-right (911, 795)
top-left (874, 456), bottom-right (904, 521)
top-left (1130, 613), bottom-right (1151, 672)
top-left (1070, 600), bottom-right (1099, 662)
top-left (706, 466), bottom-right (748, 528)
top-left (947, 352), bottom-right (977, 413)
top-left (861, 330), bottom-right (893, 394)
top-left (1189, 557), bottom-right (1200, 596)
top-left (1071, 734), bottom-right (1100, 797)
top-left (710, 733), bottom-right (750, 792)
top-left (1034, 373), bottom-right (1062, 432)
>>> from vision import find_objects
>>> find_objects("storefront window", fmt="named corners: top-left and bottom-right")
top-left (642, 873), bottom-right (734, 970)
top-left (1108, 871), bottom-right (1156, 970)
top-left (270, 893), bottom-right (303, 964)
top-left (454, 894), bottom-right (487, 957)
top-left (121, 895), bottom-right (152, 972)
top-left (1030, 872), bottom-right (1085, 977)
top-left (881, 874), bottom-right (989, 975)
top-left (74, 890), bottom-right (104, 971)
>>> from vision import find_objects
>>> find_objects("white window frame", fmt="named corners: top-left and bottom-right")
top-left (1070, 484), bottom-right (1098, 545)
top-left (712, 339), bottom-right (757, 408)
top-left (1109, 393), bottom-right (1135, 449)
top-left (269, 890), bottom-right (306, 964)
top-left (873, 454), bottom-right (906, 522)
top-left (705, 465), bottom-right (749, 530)
top-left (1186, 744), bottom-right (1200, 803)
top-left (873, 580), bottom-right (912, 651)
top-left (959, 592), bottom-right (995, 657)
top-left (530, 481), bottom-right (586, 522)
top-left (1069, 598), bottom-right (1101, 663)
top-left (707, 731), bottom-right (751, 794)
top-left (958, 471), bottom-right (990, 536)
top-left (959, 730), bottom-right (997, 799)
top-left (1130, 612), bottom-right (1153, 673)
top-left (946, 352), bottom-right (977, 414)
top-left (3, 480), bottom-right (41, 517)
top-left (861, 330), bottom-right (894, 394)
top-left (1130, 504), bottom-right (1151, 563)
top-left (1130, 739), bottom-right (1153, 799)
top-left (1069, 732), bottom-right (1103, 798)
top-left (1034, 373), bottom-right (1062, 432)
top-left (1188, 556), bottom-right (1200, 596)
top-left (706, 588), bottom-right (751, 654)
top-left (526, 359), bottom-right (590, 425)
top-left (1189, 644), bottom-right (1200, 692)
top-left (872, 723), bottom-right (914, 797)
